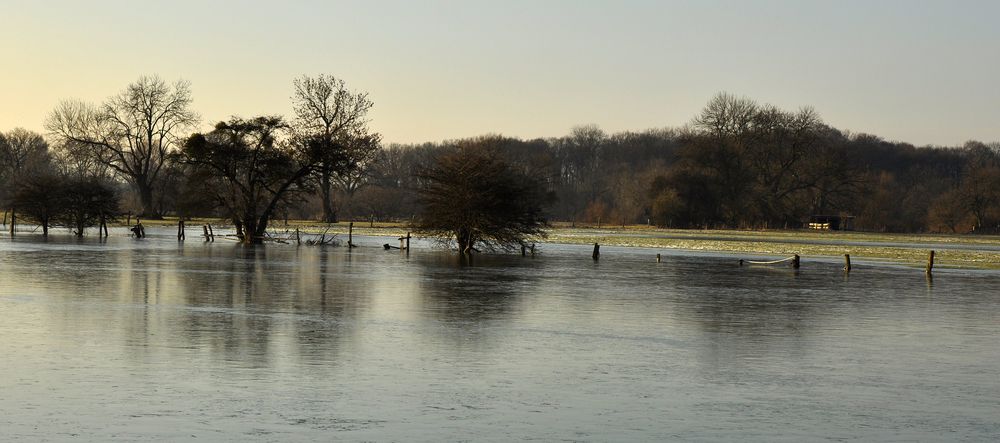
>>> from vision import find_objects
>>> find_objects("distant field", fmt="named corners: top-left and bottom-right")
top-left (137, 218), bottom-right (1000, 269)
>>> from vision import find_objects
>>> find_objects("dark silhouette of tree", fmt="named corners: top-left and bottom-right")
top-left (46, 75), bottom-right (198, 218)
top-left (415, 137), bottom-right (553, 253)
top-left (57, 177), bottom-right (119, 237)
top-left (182, 116), bottom-right (314, 244)
top-left (9, 171), bottom-right (63, 236)
top-left (1, 128), bottom-right (53, 231)
top-left (0, 128), bottom-right (49, 181)
top-left (291, 74), bottom-right (377, 223)
top-left (957, 141), bottom-right (1000, 232)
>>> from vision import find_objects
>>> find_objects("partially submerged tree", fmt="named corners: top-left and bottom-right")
top-left (182, 116), bottom-right (314, 244)
top-left (1, 128), bottom-right (52, 227)
top-left (9, 171), bottom-right (63, 236)
top-left (46, 75), bottom-right (198, 218)
top-left (415, 138), bottom-right (553, 253)
top-left (57, 177), bottom-right (119, 237)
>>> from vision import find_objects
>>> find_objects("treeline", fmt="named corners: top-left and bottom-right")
top-left (2, 80), bottom-right (999, 237)
top-left (353, 94), bottom-right (999, 234)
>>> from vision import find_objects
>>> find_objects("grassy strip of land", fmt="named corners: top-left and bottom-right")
top-left (138, 218), bottom-right (1000, 269)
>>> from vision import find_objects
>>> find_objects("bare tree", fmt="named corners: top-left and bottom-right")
top-left (291, 74), bottom-right (376, 223)
top-left (46, 75), bottom-right (198, 218)
top-left (0, 128), bottom-right (49, 180)
top-left (331, 131), bottom-right (381, 219)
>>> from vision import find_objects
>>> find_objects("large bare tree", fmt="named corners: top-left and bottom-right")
top-left (46, 75), bottom-right (198, 217)
top-left (291, 74), bottom-right (377, 222)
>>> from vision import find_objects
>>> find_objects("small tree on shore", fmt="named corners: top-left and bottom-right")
top-left (415, 138), bottom-right (553, 253)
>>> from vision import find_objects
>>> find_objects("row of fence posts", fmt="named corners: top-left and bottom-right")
top-left (167, 225), bottom-right (940, 275)
top-left (594, 243), bottom-right (939, 276)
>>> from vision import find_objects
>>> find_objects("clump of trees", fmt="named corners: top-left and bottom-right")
top-left (4, 81), bottom-right (1000, 243)
top-left (414, 136), bottom-right (553, 253)
top-left (46, 75), bottom-right (198, 218)
top-left (1, 128), bottom-right (119, 236)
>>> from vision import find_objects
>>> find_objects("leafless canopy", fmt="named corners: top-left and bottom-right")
top-left (46, 75), bottom-right (198, 216)
top-left (292, 74), bottom-right (378, 222)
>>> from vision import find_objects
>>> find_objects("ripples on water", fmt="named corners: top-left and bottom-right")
top-left (1, 229), bottom-right (998, 441)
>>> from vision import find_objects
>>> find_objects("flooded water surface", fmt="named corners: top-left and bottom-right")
top-left (1, 229), bottom-right (999, 441)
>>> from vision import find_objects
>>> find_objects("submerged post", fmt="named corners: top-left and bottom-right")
top-left (592, 243), bottom-right (600, 260)
top-left (792, 254), bottom-right (800, 269)
top-left (530, 243), bottom-right (536, 257)
top-left (521, 244), bottom-right (527, 257)
top-left (203, 225), bottom-right (210, 241)
top-left (844, 254), bottom-right (851, 272)
top-left (656, 253), bottom-right (662, 263)
top-left (178, 219), bottom-right (185, 241)
top-left (207, 224), bottom-right (214, 241)
top-left (348, 222), bottom-right (354, 248)
top-left (295, 228), bottom-right (300, 245)
top-left (406, 232), bottom-right (411, 251)
top-left (9, 210), bottom-right (14, 235)
top-left (926, 250), bottom-right (935, 275)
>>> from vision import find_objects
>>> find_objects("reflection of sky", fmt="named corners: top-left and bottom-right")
top-left (3, 1), bottom-right (999, 146)
top-left (1, 230), bottom-right (999, 440)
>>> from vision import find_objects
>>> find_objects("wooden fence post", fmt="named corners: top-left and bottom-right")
top-left (926, 250), bottom-right (935, 275)
top-left (592, 243), bottom-right (600, 260)
top-left (844, 254), bottom-right (851, 272)
top-left (792, 254), bottom-right (800, 269)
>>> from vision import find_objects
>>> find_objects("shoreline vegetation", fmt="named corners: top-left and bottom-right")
top-left (31, 217), bottom-right (1000, 270)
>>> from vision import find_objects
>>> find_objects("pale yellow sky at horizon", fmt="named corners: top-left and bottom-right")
top-left (2, 0), bottom-right (998, 146)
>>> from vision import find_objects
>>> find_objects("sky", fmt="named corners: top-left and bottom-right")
top-left (1, 0), bottom-right (998, 146)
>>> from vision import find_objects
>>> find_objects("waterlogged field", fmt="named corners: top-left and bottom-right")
top-left (205, 219), bottom-right (1000, 269)
top-left (1, 228), bottom-right (999, 441)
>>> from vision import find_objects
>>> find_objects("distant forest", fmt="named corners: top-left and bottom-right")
top-left (2, 79), bottom-right (999, 235)
top-left (349, 94), bottom-right (1000, 234)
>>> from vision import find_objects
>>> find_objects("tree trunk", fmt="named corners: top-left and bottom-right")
top-left (136, 180), bottom-right (160, 219)
top-left (240, 215), bottom-right (269, 245)
top-left (251, 215), bottom-right (270, 245)
top-left (320, 172), bottom-right (337, 223)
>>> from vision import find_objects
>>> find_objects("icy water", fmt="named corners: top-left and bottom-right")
top-left (1, 228), bottom-right (999, 441)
